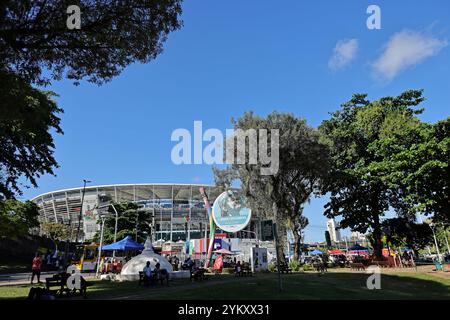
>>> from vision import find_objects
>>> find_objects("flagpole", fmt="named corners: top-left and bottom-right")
top-left (199, 187), bottom-right (215, 269)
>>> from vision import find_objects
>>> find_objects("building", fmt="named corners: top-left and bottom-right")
top-left (350, 231), bottom-right (366, 242)
top-left (326, 218), bottom-right (341, 243)
top-left (31, 183), bottom-right (262, 242)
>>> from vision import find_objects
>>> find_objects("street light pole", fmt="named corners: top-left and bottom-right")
top-left (240, 229), bottom-right (260, 247)
top-left (75, 179), bottom-right (91, 243)
top-left (110, 204), bottom-right (119, 258)
top-left (95, 214), bottom-right (106, 278)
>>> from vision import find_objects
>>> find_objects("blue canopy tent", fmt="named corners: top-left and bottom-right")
top-left (310, 249), bottom-right (323, 255)
top-left (101, 236), bottom-right (144, 251)
top-left (348, 244), bottom-right (368, 251)
top-left (348, 244), bottom-right (369, 255)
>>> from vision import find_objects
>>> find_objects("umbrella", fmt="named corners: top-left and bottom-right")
top-left (101, 235), bottom-right (144, 251)
top-left (310, 249), bottom-right (323, 255)
top-left (213, 248), bottom-right (235, 255)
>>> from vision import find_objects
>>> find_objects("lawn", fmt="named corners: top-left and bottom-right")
top-left (1, 270), bottom-right (449, 300)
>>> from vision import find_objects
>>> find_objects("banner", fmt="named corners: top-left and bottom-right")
top-left (212, 190), bottom-right (251, 233)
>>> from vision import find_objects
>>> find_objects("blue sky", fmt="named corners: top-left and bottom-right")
top-left (20, 0), bottom-right (450, 242)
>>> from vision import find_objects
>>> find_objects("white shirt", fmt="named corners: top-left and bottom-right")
top-left (143, 266), bottom-right (152, 277)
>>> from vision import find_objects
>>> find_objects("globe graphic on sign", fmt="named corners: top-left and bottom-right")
top-left (212, 190), bottom-right (252, 233)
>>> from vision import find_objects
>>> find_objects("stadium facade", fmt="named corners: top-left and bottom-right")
top-left (31, 183), bottom-right (263, 242)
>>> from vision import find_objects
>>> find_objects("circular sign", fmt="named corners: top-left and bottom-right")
top-left (212, 190), bottom-right (252, 233)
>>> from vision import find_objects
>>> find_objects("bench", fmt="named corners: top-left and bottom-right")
top-left (139, 270), bottom-right (170, 286)
top-left (190, 268), bottom-right (207, 281)
top-left (277, 263), bottom-right (292, 274)
top-left (313, 262), bottom-right (327, 273)
top-left (45, 273), bottom-right (91, 298)
top-left (242, 266), bottom-right (253, 276)
top-left (373, 260), bottom-right (390, 268)
top-left (349, 262), bottom-right (366, 271)
top-left (45, 277), bottom-right (65, 296)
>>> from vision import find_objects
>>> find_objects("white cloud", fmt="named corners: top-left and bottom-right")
top-left (328, 39), bottom-right (359, 71)
top-left (372, 30), bottom-right (447, 81)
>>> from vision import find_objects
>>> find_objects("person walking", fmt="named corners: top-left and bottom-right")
top-left (31, 252), bottom-right (42, 284)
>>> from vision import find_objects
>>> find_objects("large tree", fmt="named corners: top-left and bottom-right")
top-left (93, 202), bottom-right (152, 244)
top-left (41, 221), bottom-right (70, 251)
top-left (1, 1), bottom-right (182, 198)
top-left (0, 70), bottom-right (62, 199)
top-left (377, 116), bottom-right (449, 225)
top-left (0, 199), bottom-right (40, 238)
top-left (222, 111), bottom-right (329, 263)
top-left (319, 90), bottom-right (426, 258)
top-left (381, 217), bottom-right (433, 255)
top-left (0, 0), bottom-right (183, 85)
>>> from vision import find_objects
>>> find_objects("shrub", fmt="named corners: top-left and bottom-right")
top-left (268, 262), bottom-right (276, 272)
top-left (288, 260), bottom-right (302, 272)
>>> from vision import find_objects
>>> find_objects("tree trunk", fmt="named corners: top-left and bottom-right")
top-left (372, 212), bottom-right (383, 259)
top-left (370, 189), bottom-right (384, 259)
top-left (272, 202), bottom-right (283, 291)
top-left (293, 231), bottom-right (301, 261)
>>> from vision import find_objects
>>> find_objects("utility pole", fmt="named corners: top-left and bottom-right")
top-left (95, 214), bottom-right (107, 278)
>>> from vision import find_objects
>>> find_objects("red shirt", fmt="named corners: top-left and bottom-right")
top-left (32, 257), bottom-right (42, 270)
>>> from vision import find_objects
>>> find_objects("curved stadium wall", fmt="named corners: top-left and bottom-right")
top-left (31, 183), bottom-right (261, 242)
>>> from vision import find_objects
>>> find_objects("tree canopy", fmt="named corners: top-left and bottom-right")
top-left (40, 221), bottom-right (70, 250)
top-left (1, 0), bottom-right (183, 85)
top-left (0, 199), bottom-right (40, 238)
top-left (216, 111), bottom-right (329, 262)
top-left (1, 1), bottom-right (183, 199)
top-left (376, 116), bottom-right (449, 225)
top-left (319, 90), bottom-right (427, 257)
top-left (0, 70), bottom-right (63, 199)
top-left (93, 202), bottom-right (152, 244)
top-left (381, 217), bottom-right (433, 253)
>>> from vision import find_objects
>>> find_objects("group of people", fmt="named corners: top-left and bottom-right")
top-left (233, 261), bottom-right (250, 276)
top-left (30, 250), bottom-right (70, 284)
top-left (166, 255), bottom-right (180, 271)
top-left (311, 254), bottom-right (329, 274)
top-left (98, 257), bottom-right (123, 274)
top-left (181, 256), bottom-right (196, 271)
top-left (142, 261), bottom-right (169, 286)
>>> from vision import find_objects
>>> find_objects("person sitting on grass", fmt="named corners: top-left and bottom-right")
top-left (143, 261), bottom-right (152, 286)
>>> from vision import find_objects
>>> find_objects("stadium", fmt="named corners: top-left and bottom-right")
top-left (31, 183), bottom-right (263, 242)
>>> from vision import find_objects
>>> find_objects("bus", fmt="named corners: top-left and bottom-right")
top-left (72, 244), bottom-right (98, 272)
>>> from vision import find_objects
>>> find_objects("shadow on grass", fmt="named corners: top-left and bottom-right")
top-left (1, 272), bottom-right (449, 300)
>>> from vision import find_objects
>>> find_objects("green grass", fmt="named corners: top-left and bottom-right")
top-left (1, 271), bottom-right (449, 300)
